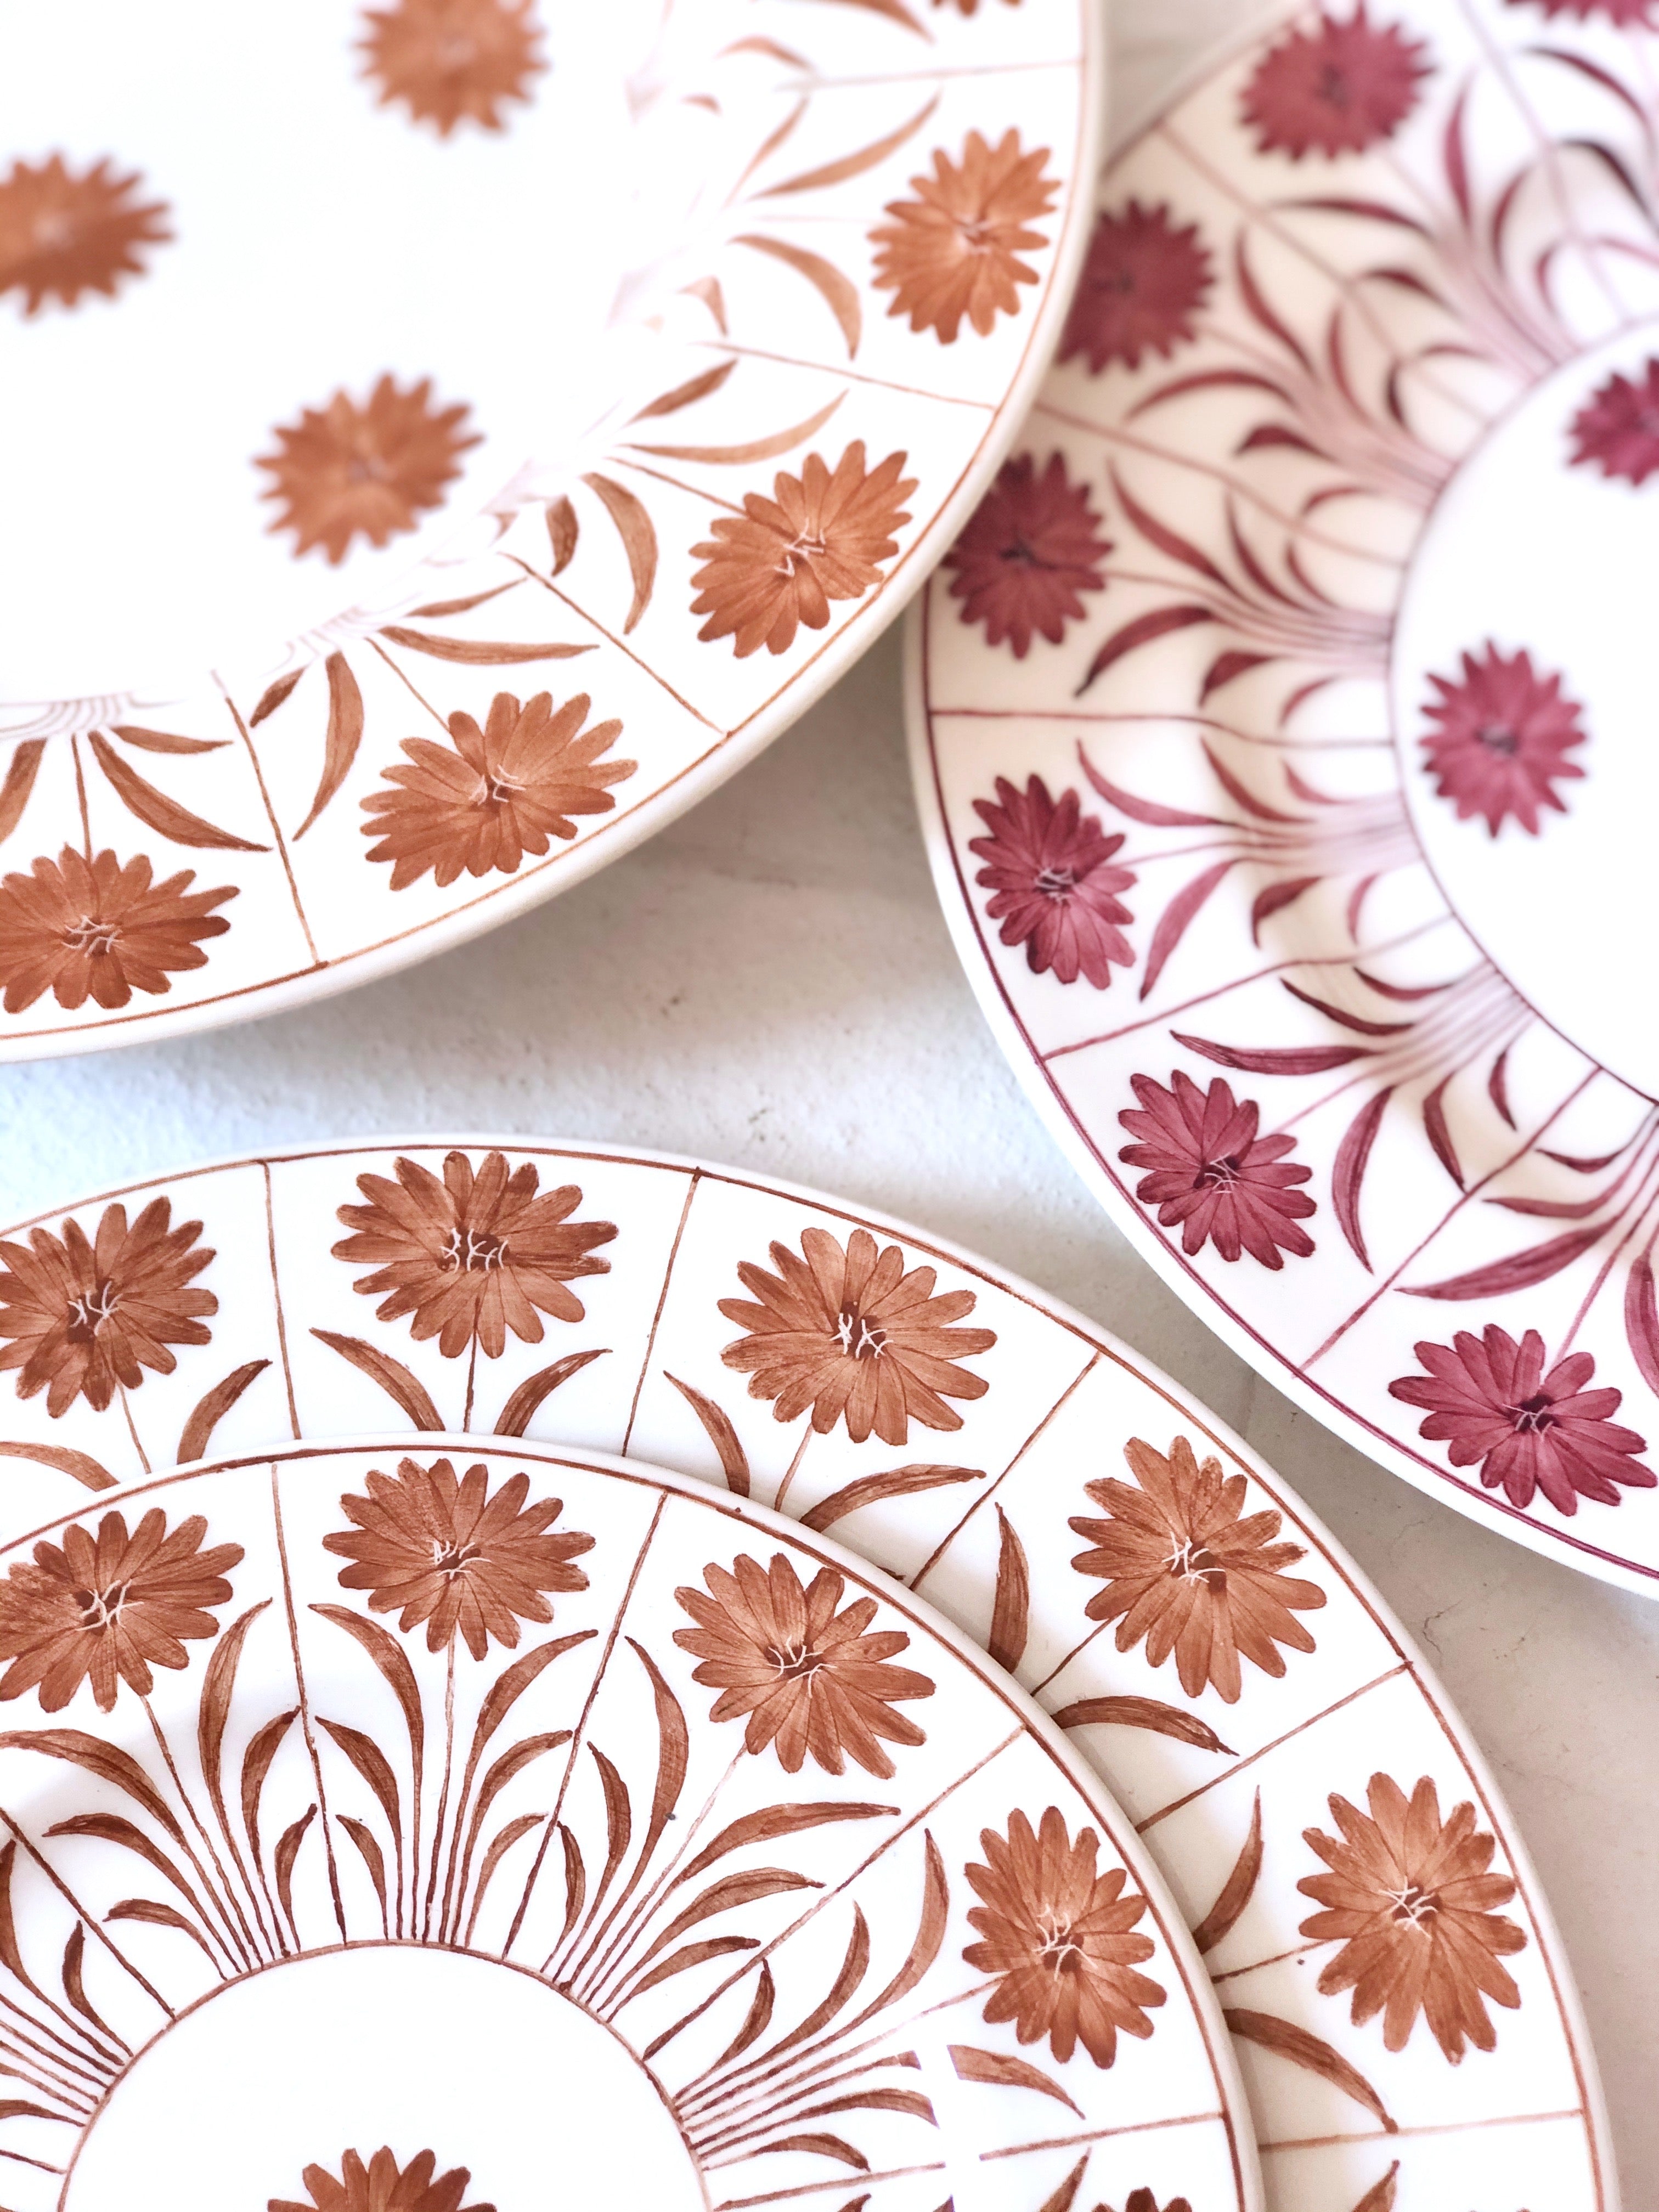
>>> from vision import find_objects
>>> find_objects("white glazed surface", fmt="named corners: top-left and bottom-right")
top-left (0, 7), bottom-right (1649, 2204)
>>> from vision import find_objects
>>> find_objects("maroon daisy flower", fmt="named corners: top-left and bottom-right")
top-left (970, 776), bottom-right (1136, 988)
top-left (1568, 357), bottom-right (1659, 487)
top-left (1058, 201), bottom-right (1214, 375)
top-left (1390, 1326), bottom-right (1655, 1516)
top-left (1506, 0), bottom-right (1653, 19)
top-left (1419, 644), bottom-right (1586, 838)
top-left (1119, 1071), bottom-right (1315, 1267)
top-left (945, 454), bottom-right (1111, 658)
top-left (1241, 7), bottom-right (1431, 161)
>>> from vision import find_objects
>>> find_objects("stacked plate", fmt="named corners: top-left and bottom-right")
top-left (0, 1), bottom-right (1632, 2207)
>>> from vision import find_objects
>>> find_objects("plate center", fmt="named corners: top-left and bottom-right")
top-left (0, 2), bottom-right (641, 705)
top-left (62, 1943), bottom-right (706, 2212)
top-left (1391, 318), bottom-right (1659, 1099)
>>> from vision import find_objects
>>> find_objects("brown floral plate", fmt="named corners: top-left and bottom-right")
top-left (909, 0), bottom-right (1659, 1601)
top-left (0, 0), bottom-right (1098, 1062)
top-left (0, 1138), bottom-right (1616, 2208)
top-left (0, 1433), bottom-right (1259, 2212)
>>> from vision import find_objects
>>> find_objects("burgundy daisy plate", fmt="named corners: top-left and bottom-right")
top-left (910, 0), bottom-right (1659, 1598)
top-left (0, 0), bottom-right (1099, 1059)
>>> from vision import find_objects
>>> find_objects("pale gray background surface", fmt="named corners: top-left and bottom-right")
top-left (2, 4), bottom-right (1650, 2198)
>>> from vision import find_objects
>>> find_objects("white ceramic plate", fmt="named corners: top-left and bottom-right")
top-left (910, 0), bottom-right (1659, 1601)
top-left (0, 1139), bottom-right (1615, 2209)
top-left (0, 0), bottom-right (1098, 1060)
top-left (0, 1433), bottom-right (1257, 2212)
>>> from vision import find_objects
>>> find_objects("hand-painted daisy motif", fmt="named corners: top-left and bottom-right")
top-left (1419, 645), bottom-right (1586, 837)
top-left (272, 2146), bottom-right (495, 2212)
top-left (674, 1551), bottom-right (933, 1778)
top-left (258, 376), bottom-right (481, 565)
top-left (1069, 1435), bottom-right (1324, 1702)
top-left (1569, 357), bottom-right (1659, 486)
top-left (1390, 1326), bottom-right (1655, 1515)
top-left (690, 442), bottom-right (916, 659)
top-left (334, 1150), bottom-right (617, 1359)
top-left (361, 691), bottom-right (636, 890)
top-left (0, 847), bottom-right (235, 1016)
top-left (945, 454), bottom-right (1111, 658)
top-left (0, 1198), bottom-right (216, 1419)
top-left (963, 1808), bottom-right (1165, 2066)
top-left (870, 129), bottom-right (1057, 345)
top-left (1240, 7), bottom-right (1432, 161)
top-left (1119, 1073), bottom-right (1316, 1268)
top-left (324, 1457), bottom-right (594, 1658)
top-left (0, 1508), bottom-right (242, 1713)
top-left (969, 776), bottom-right (1136, 989)
top-left (359, 0), bottom-right (545, 136)
top-left (719, 1226), bottom-right (995, 1446)
top-left (1058, 201), bottom-right (1214, 375)
top-left (0, 154), bottom-right (171, 316)
top-left (1298, 1773), bottom-right (1526, 2061)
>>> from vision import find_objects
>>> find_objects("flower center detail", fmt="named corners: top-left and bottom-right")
top-left (32, 210), bottom-right (76, 252)
top-left (765, 1639), bottom-right (826, 1683)
top-left (74, 1579), bottom-right (128, 1630)
top-left (1195, 1154), bottom-right (1244, 1193)
top-left (441, 1227), bottom-right (509, 1274)
top-left (1317, 63), bottom-right (1352, 113)
top-left (1508, 1391), bottom-right (1558, 1436)
top-left (955, 213), bottom-right (995, 252)
top-left (436, 34), bottom-right (478, 70)
top-left (1035, 1914), bottom-right (1082, 1974)
top-left (835, 1302), bottom-right (887, 1361)
top-left (1033, 864), bottom-right (1077, 901)
top-left (777, 532), bottom-right (828, 580)
top-left (1165, 1536), bottom-right (1223, 1587)
top-left (432, 1540), bottom-right (483, 1581)
top-left (482, 770), bottom-right (522, 808)
top-left (1387, 1880), bottom-right (1438, 1928)
top-left (63, 915), bottom-right (121, 958)
top-left (1475, 723), bottom-right (1520, 758)
top-left (66, 1280), bottom-right (120, 1340)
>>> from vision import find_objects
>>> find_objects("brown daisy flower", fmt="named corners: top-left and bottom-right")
top-left (334, 1149), bottom-right (616, 1361)
top-left (1299, 1773), bottom-right (1526, 2061)
top-left (1069, 1435), bottom-right (1325, 1703)
top-left (272, 2147), bottom-right (495, 2212)
top-left (690, 442), bottom-right (916, 659)
top-left (719, 1225), bottom-right (995, 1446)
top-left (359, 0), bottom-right (544, 137)
top-left (0, 1198), bottom-right (216, 1420)
top-left (0, 847), bottom-right (235, 1017)
top-left (361, 690), bottom-right (635, 891)
top-left (1119, 1071), bottom-right (1316, 1269)
top-left (871, 129), bottom-right (1057, 345)
top-left (1059, 200), bottom-right (1214, 376)
top-left (674, 1551), bottom-right (933, 1778)
top-left (1240, 7), bottom-right (1431, 162)
top-left (963, 1807), bottom-right (1165, 2067)
top-left (945, 453), bottom-right (1111, 658)
top-left (1419, 644), bottom-right (1585, 838)
top-left (0, 1508), bottom-right (242, 1713)
top-left (325, 1457), bottom-right (594, 1660)
top-left (0, 154), bottom-right (172, 317)
top-left (257, 375), bottom-right (480, 565)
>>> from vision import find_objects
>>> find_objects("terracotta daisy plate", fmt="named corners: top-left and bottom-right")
top-left (0, 0), bottom-right (1098, 1062)
top-left (0, 1138), bottom-right (1615, 2209)
top-left (909, 0), bottom-right (1659, 1600)
top-left (0, 1433), bottom-right (1259, 2212)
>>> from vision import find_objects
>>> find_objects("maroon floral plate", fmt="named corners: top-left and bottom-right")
top-left (0, 0), bottom-right (1098, 1060)
top-left (910, 0), bottom-right (1659, 1599)
top-left (0, 1434), bottom-right (1258, 2212)
top-left (0, 1138), bottom-right (1615, 2208)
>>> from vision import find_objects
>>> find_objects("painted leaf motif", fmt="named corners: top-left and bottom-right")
top-left (1353, 2165), bottom-right (1399, 2212)
top-left (1626, 1252), bottom-right (1659, 1397)
top-left (1333, 1089), bottom-right (1392, 1272)
top-left (628, 393), bottom-right (844, 466)
top-left (379, 627), bottom-right (594, 664)
top-left (1037, 2155), bottom-right (1089, 2212)
top-left (1192, 1791), bottom-right (1262, 1954)
top-left (1402, 1222), bottom-right (1605, 1301)
top-left (1049, 1696), bottom-right (1235, 1756)
top-left (947, 2044), bottom-right (1081, 2117)
top-left (798, 1463), bottom-right (981, 1533)
top-left (546, 496), bottom-right (579, 575)
top-left (250, 668), bottom-right (306, 726)
top-left (106, 1899), bottom-right (217, 1963)
top-left (177, 1359), bottom-right (272, 1464)
top-left (273, 1804), bottom-right (317, 1940)
top-left (0, 740), bottom-right (44, 847)
top-left (581, 473), bottom-right (658, 634)
top-left (986, 1507), bottom-right (1029, 1674)
top-left (310, 1329), bottom-right (442, 1430)
top-left (761, 95), bottom-right (938, 196)
top-left (1076, 604), bottom-right (1215, 698)
top-left (197, 1601), bottom-right (270, 1841)
top-left (1224, 2007), bottom-right (1395, 2131)
top-left (87, 734), bottom-right (268, 853)
top-left (0, 1441), bottom-right (115, 1492)
top-left (0, 1729), bottom-right (182, 1838)
top-left (1172, 1029), bottom-right (1373, 1076)
top-left (495, 1347), bottom-right (610, 1438)
top-left (240, 1708), bottom-right (298, 1867)
top-left (60, 1923), bottom-right (119, 2045)
top-left (736, 236), bottom-right (861, 356)
top-left (1251, 874), bottom-right (1321, 941)
top-left (1142, 861), bottom-right (1235, 1000)
top-left (109, 724), bottom-right (227, 756)
top-left (1421, 1074), bottom-right (1464, 1189)
top-left (665, 1372), bottom-right (751, 1497)
top-left (630, 360), bottom-right (738, 420)
top-left (294, 652), bottom-right (365, 840)
top-left (680, 1802), bottom-right (895, 1883)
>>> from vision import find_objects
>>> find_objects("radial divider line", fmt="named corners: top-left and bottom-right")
top-left (269, 1464), bottom-right (347, 1941)
top-left (1260, 2103), bottom-right (1585, 2155)
top-left (261, 1161), bottom-right (302, 1441)
top-left (623, 1172), bottom-right (703, 1455)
